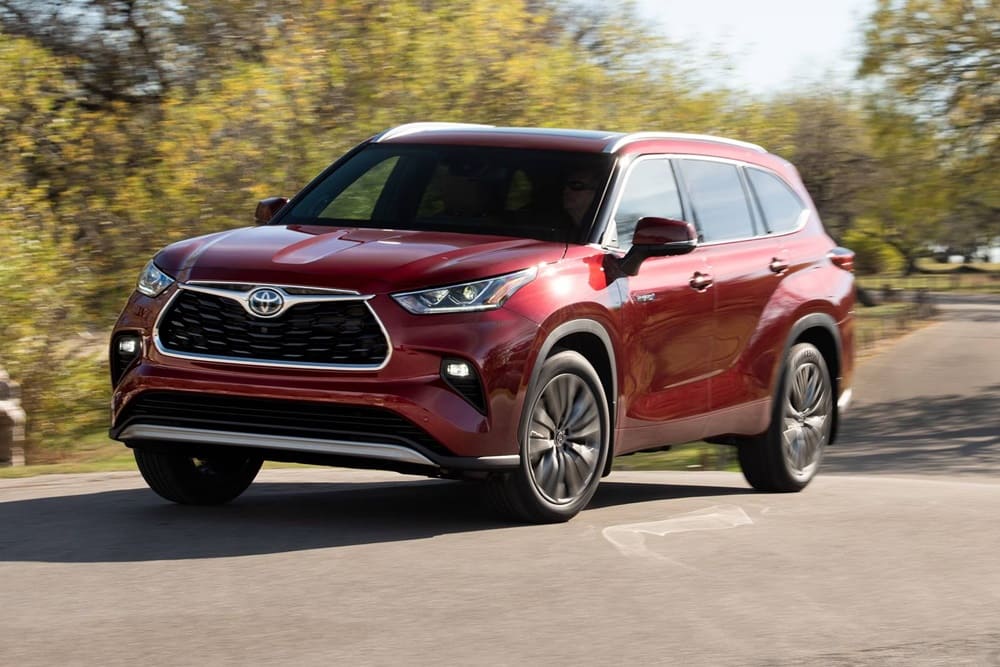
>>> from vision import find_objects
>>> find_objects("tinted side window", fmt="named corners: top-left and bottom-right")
top-left (610, 159), bottom-right (684, 249)
top-left (679, 160), bottom-right (754, 242)
top-left (747, 168), bottom-right (806, 234)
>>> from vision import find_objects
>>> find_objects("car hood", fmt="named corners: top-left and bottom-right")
top-left (155, 225), bottom-right (567, 293)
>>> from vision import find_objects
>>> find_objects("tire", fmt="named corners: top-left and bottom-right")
top-left (486, 350), bottom-right (610, 523)
top-left (133, 448), bottom-right (263, 505)
top-left (739, 342), bottom-right (833, 492)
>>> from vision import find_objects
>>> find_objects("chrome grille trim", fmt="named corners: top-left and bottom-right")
top-left (181, 283), bottom-right (369, 319)
top-left (187, 281), bottom-right (361, 295)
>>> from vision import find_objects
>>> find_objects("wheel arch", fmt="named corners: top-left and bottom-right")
top-left (782, 313), bottom-right (843, 444)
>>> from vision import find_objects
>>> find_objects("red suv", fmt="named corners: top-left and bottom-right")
top-left (110, 123), bottom-right (855, 522)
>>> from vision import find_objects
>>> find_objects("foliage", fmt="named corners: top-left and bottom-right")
top-left (843, 219), bottom-right (904, 275)
top-left (859, 0), bottom-right (998, 145)
top-left (861, 103), bottom-right (954, 273)
top-left (0, 190), bottom-right (109, 449)
top-left (859, 0), bottom-right (999, 258)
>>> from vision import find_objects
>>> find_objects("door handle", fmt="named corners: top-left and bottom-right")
top-left (689, 271), bottom-right (714, 291)
top-left (769, 257), bottom-right (789, 274)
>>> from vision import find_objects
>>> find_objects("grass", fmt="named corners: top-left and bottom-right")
top-left (0, 431), bottom-right (135, 479)
top-left (612, 442), bottom-right (740, 472)
top-left (914, 259), bottom-right (1000, 273)
top-left (853, 301), bottom-right (936, 354)
top-left (0, 432), bottom-right (322, 479)
top-left (856, 262), bottom-right (1000, 294)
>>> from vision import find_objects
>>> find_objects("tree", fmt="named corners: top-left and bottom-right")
top-left (863, 103), bottom-right (952, 274)
top-left (785, 97), bottom-right (877, 242)
top-left (858, 0), bottom-right (999, 258)
top-left (859, 0), bottom-right (999, 148)
top-left (0, 0), bottom-right (297, 107)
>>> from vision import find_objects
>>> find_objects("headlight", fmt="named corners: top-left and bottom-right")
top-left (392, 267), bottom-right (537, 314)
top-left (136, 260), bottom-right (175, 297)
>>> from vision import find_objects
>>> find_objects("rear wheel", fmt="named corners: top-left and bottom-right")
top-left (133, 448), bottom-right (263, 505)
top-left (487, 350), bottom-right (610, 523)
top-left (739, 342), bottom-right (832, 492)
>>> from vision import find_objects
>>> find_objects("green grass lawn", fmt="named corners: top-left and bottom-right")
top-left (0, 431), bottom-right (136, 478)
top-left (853, 300), bottom-right (937, 354)
top-left (611, 442), bottom-right (741, 472)
top-left (857, 262), bottom-right (1000, 294)
top-left (0, 433), bottom-right (324, 479)
top-left (914, 259), bottom-right (1000, 273)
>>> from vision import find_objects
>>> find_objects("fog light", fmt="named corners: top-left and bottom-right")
top-left (444, 361), bottom-right (472, 378)
top-left (441, 358), bottom-right (486, 413)
top-left (111, 334), bottom-right (142, 388)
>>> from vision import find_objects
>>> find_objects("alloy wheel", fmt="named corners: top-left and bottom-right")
top-left (526, 373), bottom-right (603, 504)
top-left (781, 359), bottom-right (832, 481)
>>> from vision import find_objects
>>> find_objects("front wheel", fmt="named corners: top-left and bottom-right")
top-left (133, 448), bottom-right (263, 505)
top-left (486, 350), bottom-right (610, 523)
top-left (739, 342), bottom-right (833, 492)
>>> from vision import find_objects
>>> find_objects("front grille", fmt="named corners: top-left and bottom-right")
top-left (158, 289), bottom-right (388, 366)
top-left (117, 391), bottom-right (452, 457)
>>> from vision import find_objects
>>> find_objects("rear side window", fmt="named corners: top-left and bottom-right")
top-left (678, 159), bottom-right (755, 242)
top-left (747, 168), bottom-right (806, 234)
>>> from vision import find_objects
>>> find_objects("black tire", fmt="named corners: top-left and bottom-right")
top-left (133, 448), bottom-right (263, 505)
top-left (486, 350), bottom-right (610, 523)
top-left (739, 342), bottom-right (833, 492)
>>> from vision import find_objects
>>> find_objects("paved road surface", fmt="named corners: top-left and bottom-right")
top-left (1, 296), bottom-right (998, 666)
top-left (826, 294), bottom-right (1000, 476)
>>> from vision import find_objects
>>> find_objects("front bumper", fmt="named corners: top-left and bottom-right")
top-left (115, 423), bottom-right (519, 473)
top-left (111, 288), bottom-right (542, 473)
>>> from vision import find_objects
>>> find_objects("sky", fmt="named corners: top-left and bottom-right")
top-left (633, 0), bottom-right (877, 94)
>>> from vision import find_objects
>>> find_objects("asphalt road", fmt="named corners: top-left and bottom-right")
top-left (1, 296), bottom-right (998, 666)
top-left (826, 294), bottom-right (1000, 477)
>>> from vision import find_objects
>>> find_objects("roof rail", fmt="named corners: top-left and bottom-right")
top-left (374, 122), bottom-right (495, 143)
top-left (604, 132), bottom-right (766, 154)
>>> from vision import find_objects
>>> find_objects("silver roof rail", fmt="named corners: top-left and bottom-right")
top-left (374, 122), bottom-right (495, 143)
top-left (604, 132), bottom-right (766, 154)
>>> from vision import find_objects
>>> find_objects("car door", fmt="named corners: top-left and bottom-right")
top-left (609, 157), bottom-right (714, 449)
top-left (676, 158), bottom-right (788, 419)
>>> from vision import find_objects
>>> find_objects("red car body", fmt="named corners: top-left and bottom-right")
top-left (110, 123), bottom-right (854, 520)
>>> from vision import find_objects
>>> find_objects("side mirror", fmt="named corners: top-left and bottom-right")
top-left (619, 217), bottom-right (698, 276)
top-left (254, 196), bottom-right (289, 225)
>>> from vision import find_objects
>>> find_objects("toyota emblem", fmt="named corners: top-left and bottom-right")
top-left (247, 288), bottom-right (284, 317)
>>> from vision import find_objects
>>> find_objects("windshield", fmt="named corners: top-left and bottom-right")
top-left (284, 144), bottom-right (612, 243)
